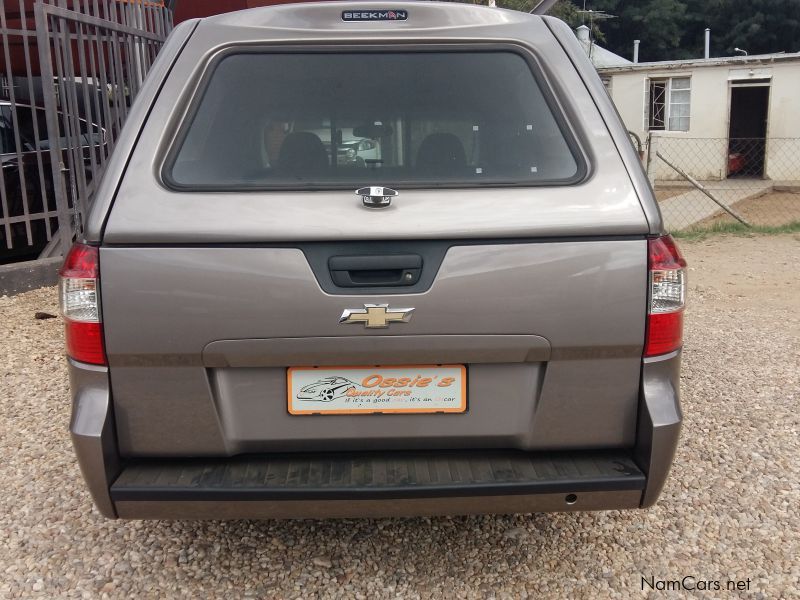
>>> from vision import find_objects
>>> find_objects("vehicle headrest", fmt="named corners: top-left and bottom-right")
top-left (277, 131), bottom-right (329, 175)
top-left (416, 133), bottom-right (467, 175)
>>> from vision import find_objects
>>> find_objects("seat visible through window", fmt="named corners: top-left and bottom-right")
top-left (415, 133), bottom-right (467, 176)
top-left (277, 131), bottom-right (329, 176)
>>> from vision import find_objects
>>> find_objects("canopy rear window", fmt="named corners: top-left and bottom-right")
top-left (164, 50), bottom-right (584, 189)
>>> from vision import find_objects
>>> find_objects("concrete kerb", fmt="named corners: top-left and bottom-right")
top-left (0, 257), bottom-right (62, 296)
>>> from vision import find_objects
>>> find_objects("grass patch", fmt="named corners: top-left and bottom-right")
top-left (674, 221), bottom-right (800, 241)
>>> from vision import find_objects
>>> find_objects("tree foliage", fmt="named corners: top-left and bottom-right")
top-left (441, 0), bottom-right (606, 41)
top-left (684, 0), bottom-right (800, 58)
top-left (583, 0), bottom-right (800, 61)
top-left (590, 0), bottom-right (686, 61)
top-left (450, 0), bottom-right (800, 62)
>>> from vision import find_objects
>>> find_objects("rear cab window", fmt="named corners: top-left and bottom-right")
top-left (164, 49), bottom-right (585, 189)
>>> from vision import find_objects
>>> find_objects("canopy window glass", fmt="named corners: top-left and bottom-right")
top-left (166, 51), bottom-right (583, 189)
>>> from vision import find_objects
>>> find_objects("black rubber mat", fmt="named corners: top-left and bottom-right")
top-left (111, 449), bottom-right (645, 501)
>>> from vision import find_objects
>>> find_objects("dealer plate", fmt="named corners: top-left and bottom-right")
top-left (288, 365), bottom-right (466, 415)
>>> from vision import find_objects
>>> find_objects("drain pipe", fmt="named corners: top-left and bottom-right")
top-left (704, 28), bottom-right (710, 58)
top-left (633, 39), bottom-right (640, 63)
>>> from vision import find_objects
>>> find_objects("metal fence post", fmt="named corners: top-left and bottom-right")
top-left (34, 1), bottom-right (73, 256)
top-left (646, 133), bottom-right (658, 188)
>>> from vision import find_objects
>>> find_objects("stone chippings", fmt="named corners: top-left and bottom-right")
top-left (1, 234), bottom-right (798, 598)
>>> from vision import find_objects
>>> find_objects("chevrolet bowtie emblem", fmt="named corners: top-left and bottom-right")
top-left (339, 304), bottom-right (415, 328)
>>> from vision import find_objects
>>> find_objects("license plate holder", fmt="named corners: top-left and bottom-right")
top-left (287, 365), bottom-right (467, 415)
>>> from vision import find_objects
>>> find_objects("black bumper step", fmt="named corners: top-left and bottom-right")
top-left (110, 449), bottom-right (645, 502)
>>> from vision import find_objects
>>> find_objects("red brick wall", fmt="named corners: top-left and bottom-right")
top-left (173, 0), bottom-right (324, 23)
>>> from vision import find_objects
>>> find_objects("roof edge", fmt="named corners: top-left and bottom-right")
top-left (598, 51), bottom-right (800, 73)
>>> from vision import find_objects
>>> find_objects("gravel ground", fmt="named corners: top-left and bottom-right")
top-left (1, 234), bottom-right (798, 599)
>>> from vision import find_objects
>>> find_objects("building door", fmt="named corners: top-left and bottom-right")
top-left (727, 82), bottom-right (770, 178)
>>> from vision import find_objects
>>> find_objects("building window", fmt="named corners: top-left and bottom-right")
top-left (645, 76), bottom-right (690, 131)
top-left (668, 77), bottom-right (691, 131)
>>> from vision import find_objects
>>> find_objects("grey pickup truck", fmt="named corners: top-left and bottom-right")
top-left (60, 1), bottom-right (685, 519)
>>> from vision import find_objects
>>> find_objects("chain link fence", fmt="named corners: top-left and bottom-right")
top-left (646, 135), bottom-right (800, 231)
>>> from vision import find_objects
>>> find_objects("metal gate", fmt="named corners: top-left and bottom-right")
top-left (0, 0), bottom-right (172, 263)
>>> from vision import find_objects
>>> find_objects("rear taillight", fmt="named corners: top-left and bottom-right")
top-left (645, 235), bottom-right (687, 357)
top-left (59, 243), bottom-right (106, 365)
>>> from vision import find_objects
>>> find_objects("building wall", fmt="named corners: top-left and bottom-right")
top-left (603, 61), bottom-right (800, 181)
top-left (765, 62), bottom-right (800, 182)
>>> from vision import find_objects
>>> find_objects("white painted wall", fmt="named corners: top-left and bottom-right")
top-left (764, 62), bottom-right (800, 181)
top-left (602, 60), bottom-right (800, 181)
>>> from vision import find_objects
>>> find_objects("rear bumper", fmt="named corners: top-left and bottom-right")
top-left (110, 449), bottom-right (645, 518)
top-left (69, 352), bottom-right (681, 519)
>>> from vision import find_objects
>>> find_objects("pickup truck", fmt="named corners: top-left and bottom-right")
top-left (60, 1), bottom-right (684, 519)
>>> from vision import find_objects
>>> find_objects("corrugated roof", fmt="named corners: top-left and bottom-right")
top-left (598, 51), bottom-right (800, 73)
top-left (575, 25), bottom-right (632, 68)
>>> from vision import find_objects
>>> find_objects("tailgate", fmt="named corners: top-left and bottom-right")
top-left (100, 239), bottom-right (646, 456)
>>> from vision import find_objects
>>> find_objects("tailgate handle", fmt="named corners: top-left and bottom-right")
top-left (329, 254), bottom-right (422, 287)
